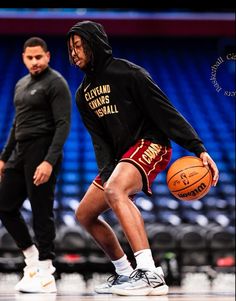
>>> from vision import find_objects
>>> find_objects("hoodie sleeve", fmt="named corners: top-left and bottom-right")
top-left (131, 67), bottom-right (206, 156)
top-left (0, 119), bottom-right (17, 162)
top-left (76, 91), bottom-right (116, 184)
top-left (44, 76), bottom-right (72, 166)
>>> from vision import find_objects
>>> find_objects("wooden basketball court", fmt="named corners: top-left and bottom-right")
top-left (0, 289), bottom-right (234, 301)
top-left (0, 272), bottom-right (235, 301)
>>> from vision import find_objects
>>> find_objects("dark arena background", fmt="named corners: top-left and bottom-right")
top-left (0, 7), bottom-right (235, 301)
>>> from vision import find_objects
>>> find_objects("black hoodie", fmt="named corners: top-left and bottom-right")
top-left (67, 20), bottom-right (206, 184)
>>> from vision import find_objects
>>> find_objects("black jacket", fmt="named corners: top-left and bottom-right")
top-left (0, 67), bottom-right (71, 166)
top-left (68, 20), bottom-right (206, 183)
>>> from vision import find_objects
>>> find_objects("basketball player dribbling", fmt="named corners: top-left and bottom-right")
top-left (67, 20), bottom-right (219, 296)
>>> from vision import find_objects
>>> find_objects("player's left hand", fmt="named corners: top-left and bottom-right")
top-left (200, 152), bottom-right (219, 186)
top-left (33, 161), bottom-right (53, 186)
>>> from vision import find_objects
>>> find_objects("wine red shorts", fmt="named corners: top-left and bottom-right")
top-left (93, 139), bottom-right (172, 196)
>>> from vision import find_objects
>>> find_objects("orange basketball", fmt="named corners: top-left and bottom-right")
top-left (166, 156), bottom-right (213, 201)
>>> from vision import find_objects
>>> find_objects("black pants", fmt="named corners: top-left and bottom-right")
top-left (0, 136), bottom-right (61, 260)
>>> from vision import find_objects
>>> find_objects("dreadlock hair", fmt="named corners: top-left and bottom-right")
top-left (67, 35), bottom-right (93, 68)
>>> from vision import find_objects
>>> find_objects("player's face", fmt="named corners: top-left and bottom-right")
top-left (22, 46), bottom-right (50, 76)
top-left (69, 35), bottom-right (90, 69)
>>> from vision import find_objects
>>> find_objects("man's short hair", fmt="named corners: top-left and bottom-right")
top-left (23, 37), bottom-right (48, 52)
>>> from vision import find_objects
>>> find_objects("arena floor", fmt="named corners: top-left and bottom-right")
top-left (0, 272), bottom-right (235, 301)
top-left (0, 289), bottom-right (234, 301)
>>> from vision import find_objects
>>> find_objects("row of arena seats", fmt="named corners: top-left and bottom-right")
top-left (16, 195), bottom-right (236, 228)
top-left (0, 222), bottom-right (234, 285)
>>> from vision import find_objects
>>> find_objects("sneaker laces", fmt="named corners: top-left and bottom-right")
top-left (106, 274), bottom-right (120, 285)
top-left (130, 269), bottom-right (151, 284)
top-left (129, 269), bottom-right (165, 287)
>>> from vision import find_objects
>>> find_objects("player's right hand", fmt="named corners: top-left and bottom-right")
top-left (200, 152), bottom-right (219, 186)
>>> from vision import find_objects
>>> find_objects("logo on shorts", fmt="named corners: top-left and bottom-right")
top-left (138, 143), bottom-right (162, 165)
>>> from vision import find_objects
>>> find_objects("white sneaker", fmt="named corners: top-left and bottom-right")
top-left (15, 266), bottom-right (57, 293)
top-left (15, 265), bottom-right (38, 292)
top-left (94, 274), bottom-right (130, 294)
top-left (110, 267), bottom-right (169, 296)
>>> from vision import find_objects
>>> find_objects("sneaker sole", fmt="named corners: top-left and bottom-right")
top-left (19, 284), bottom-right (57, 294)
top-left (111, 284), bottom-right (169, 296)
top-left (94, 288), bottom-right (112, 294)
top-left (19, 289), bottom-right (57, 294)
top-left (148, 284), bottom-right (169, 296)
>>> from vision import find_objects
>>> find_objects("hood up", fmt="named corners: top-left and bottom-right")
top-left (67, 20), bottom-right (113, 76)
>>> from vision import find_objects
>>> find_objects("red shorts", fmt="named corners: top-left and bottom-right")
top-left (93, 139), bottom-right (172, 196)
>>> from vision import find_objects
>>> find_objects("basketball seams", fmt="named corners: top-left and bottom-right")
top-left (167, 165), bottom-right (207, 185)
top-left (171, 156), bottom-right (202, 163)
top-left (185, 170), bottom-right (212, 200)
top-left (166, 156), bottom-right (212, 201)
top-left (170, 169), bottom-right (210, 193)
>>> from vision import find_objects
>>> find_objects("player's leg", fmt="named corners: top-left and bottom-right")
top-left (76, 183), bottom-right (124, 259)
top-left (105, 162), bottom-right (168, 296)
top-left (76, 182), bottom-right (133, 293)
top-left (104, 140), bottom-right (171, 296)
top-left (104, 161), bottom-right (149, 254)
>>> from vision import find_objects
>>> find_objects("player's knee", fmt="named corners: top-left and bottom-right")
top-left (75, 204), bottom-right (91, 227)
top-left (75, 205), bottom-right (84, 223)
top-left (104, 183), bottom-right (121, 206)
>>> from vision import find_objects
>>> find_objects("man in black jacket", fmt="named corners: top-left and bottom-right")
top-left (67, 21), bottom-right (219, 296)
top-left (0, 37), bottom-right (71, 293)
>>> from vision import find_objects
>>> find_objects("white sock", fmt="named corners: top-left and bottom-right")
top-left (38, 259), bottom-right (53, 270)
top-left (23, 245), bottom-right (39, 267)
top-left (111, 254), bottom-right (133, 276)
top-left (23, 244), bottom-right (38, 258)
top-left (38, 259), bottom-right (55, 275)
top-left (134, 249), bottom-right (156, 271)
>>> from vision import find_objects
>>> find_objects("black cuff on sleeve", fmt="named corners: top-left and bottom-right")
top-left (193, 144), bottom-right (207, 157)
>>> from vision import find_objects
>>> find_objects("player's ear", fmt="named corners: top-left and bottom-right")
top-left (46, 51), bottom-right (51, 61)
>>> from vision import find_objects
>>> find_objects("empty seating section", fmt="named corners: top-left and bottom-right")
top-left (0, 36), bottom-right (235, 277)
